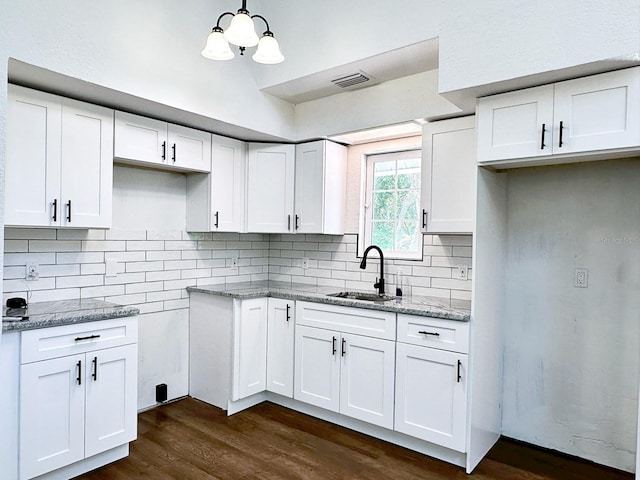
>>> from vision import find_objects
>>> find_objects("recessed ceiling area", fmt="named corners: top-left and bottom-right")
top-left (328, 121), bottom-right (424, 145)
top-left (261, 39), bottom-right (439, 104)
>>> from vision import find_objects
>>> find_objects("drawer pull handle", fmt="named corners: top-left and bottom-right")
top-left (52, 199), bottom-right (58, 222)
top-left (540, 123), bottom-right (546, 150)
top-left (214, 211), bottom-right (219, 228)
top-left (286, 304), bottom-right (291, 322)
top-left (418, 330), bottom-right (440, 337)
top-left (75, 334), bottom-right (101, 342)
top-left (457, 359), bottom-right (462, 383)
top-left (161, 141), bottom-right (166, 160)
top-left (92, 356), bottom-right (98, 381)
top-left (332, 336), bottom-right (337, 355)
top-left (66, 200), bottom-right (72, 223)
top-left (172, 143), bottom-right (177, 162)
top-left (558, 120), bottom-right (564, 148)
top-left (422, 209), bottom-right (428, 229)
top-left (76, 360), bottom-right (82, 385)
top-left (341, 338), bottom-right (346, 357)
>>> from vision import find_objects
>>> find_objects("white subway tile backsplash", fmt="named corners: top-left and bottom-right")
top-left (105, 272), bottom-right (146, 285)
top-left (126, 282), bottom-right (164, 294)
top-left (126, 240), bottom-right (165, 251)
top-left (5, 228), bottom-right (56, 240)
top-left (83, 240), bottom-right (126, 252)
top-left (146, 250), bottom-right (181, 261)
top-left (30, 240), bottom-right (81, 252)
top-left (4, 252), bottom-right (56, 266)
top-left (56, 230), bottom-right (106, 241)
top-left (146, 290), bottom-right (181, 304)
top-left (4, 240), bottom-right (28, 252)
top-left (125, 261), bottom-right (165, 273)
top-left (58, 252), bottom-right (105, 264)
top-left (3, 230), bottom-right (471, 313)
top-left (81, 285), bottom-right (125, 298)
top-left (146, 270), bottom-right (182, 282)
top-left (106, 293), bottom-right (147, 305)
top-left (80, 264), bottom-right (106, 275)
top-left (147, 230), bottom-right (182, 241)
top-left (106, 230), bottom-right (147, 240)
top-left (56, 275), bottom-right (103, 289)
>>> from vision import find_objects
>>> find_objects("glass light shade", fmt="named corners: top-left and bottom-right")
top-left (252, 35), bottom-right (284, 64)
top-left (224, 13), bottom-right (259, 47)
top-left (201, 30), bottom-right (235, 60)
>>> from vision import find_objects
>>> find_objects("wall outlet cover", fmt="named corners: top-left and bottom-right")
top-left (574, 268), bottom-right (589, 288)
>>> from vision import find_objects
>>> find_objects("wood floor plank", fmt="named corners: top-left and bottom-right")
top-left (74, 398), bottom-right (633, 480)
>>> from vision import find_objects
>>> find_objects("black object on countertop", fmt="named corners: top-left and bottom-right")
top-left (7, 297), bottom-right (27, 308)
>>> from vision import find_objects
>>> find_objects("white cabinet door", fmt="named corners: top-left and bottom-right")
top-left (5, 85), bottom-right (62, 227)
top-left (294, 140), bottom-right (347, 234)
top-left (267, 298), bottom-right (295, 397)
top-left (211, 134), bottom-right (246, 231)
top-left (340, 334), bottom-right (395, 429)
top-left (421, 116), bottom-right (476, 234)
top-left (294, 325), bottom-right (340, 412)
top-left (233, 298), bottom-right (268, 400)
top-left (20, 354), bottom-right (86, 480)
top-left (168, 124), bottom-right (212, 173)
top-left (114, 111), bottom-right (168, 165)
top-left (247, 143), bottom-right (295, 233)
top-left (85, 344), bottom-right (138, 458)
top-left (294, 141), bottom-right (325, 233)
top-left (552, 67), bottom-right (640, 154)
top-left (395, 343), bottom-right (467, 452)
top-left (60, 98), bottom-right (113, 228)
top-left (477, 85), bottom-right (554, 163)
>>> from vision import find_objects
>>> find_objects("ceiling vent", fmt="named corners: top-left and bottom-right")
top-left (331, 71), bottom-right (372, 89)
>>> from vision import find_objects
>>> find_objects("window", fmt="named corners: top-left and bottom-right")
top-left (361, 149), bottom-right (422, 259)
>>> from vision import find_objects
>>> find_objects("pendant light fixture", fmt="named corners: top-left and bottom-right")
top-left (201, 0), bottom-right (284, 64)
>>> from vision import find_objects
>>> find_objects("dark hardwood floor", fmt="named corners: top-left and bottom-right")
top-left (75, 397), bottom-right (633, 480)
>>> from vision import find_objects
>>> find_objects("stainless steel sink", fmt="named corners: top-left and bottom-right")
top-left (327, 291), bottom-right (395, 302)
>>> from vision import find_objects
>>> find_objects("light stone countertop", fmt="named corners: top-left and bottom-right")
top-left (2, 298), bottom-right (140, 333)
top-left (188, 281), bottom-right (471, 321)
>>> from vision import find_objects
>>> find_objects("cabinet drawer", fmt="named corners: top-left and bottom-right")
top-left (296, 301), bottom-right (395, 340)
top-left (397, 314), bottom-right (469, 353)
top-left (21, 317), bottom-right (138, 364)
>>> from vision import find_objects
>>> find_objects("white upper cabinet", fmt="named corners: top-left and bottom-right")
top-left (186, 134), bottom-right (246, 232)
top-left (246, 143), bottom-right (295, 233)
top-left (294, 140), bottom-right (347, 234)
top-left (6, 85), bottom-right (113, 229)
top-left (477, 85), bottom-right (554, 162)
top-left (114, 111), bottom-right (211, 173)
top-left (421, 116), bottom-right (477, 234)
top-left (477, 67), bottom-right (640, 166)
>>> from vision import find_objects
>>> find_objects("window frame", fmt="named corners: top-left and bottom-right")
top-left (359, 146), bottom-right (423, 261)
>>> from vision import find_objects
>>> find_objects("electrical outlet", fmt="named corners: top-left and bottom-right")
top-left (26, 263), bottom-right (39, 281)
top-left (455, 265), bottom-right (468, 281)
top-left (230, 257), bottom-right (238, 270)
top-left (302, 257), bottom-right (309, 269)
top-left (574, 268), bottom-right (589, 288)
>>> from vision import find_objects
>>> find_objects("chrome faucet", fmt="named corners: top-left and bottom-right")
top-left (360, 245), bottom-right (385, 295)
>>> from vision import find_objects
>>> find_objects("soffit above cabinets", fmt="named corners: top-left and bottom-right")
top-left (328, 122), bottom-right (424, 146)
top-left (261, 39), bottom-right (440, 104)
top-left (8, 59), bottom-right (289, 143)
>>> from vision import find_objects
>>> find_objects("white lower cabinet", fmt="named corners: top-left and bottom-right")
top-left (294, 302), bottom-right (396, 429)
top-left (19, 318), bottom-right (138, 480)
top-left (394, 343), bottom-right (467, 452)
top-left (266, 298), bottom-right (295, 397)
top-left (233, 298), bottom-right (268, 401)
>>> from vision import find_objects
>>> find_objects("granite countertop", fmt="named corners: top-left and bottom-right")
top-left (2, 298), bottom-right (140, 333)
top-left (188, 281), bottom-right (471, 321)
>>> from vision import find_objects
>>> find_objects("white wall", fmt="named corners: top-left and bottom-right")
top-left (502, 159), bottom-right (640, 472)
top-left (0, 0), bottom-right (295, 140)
top-left (439, 0), bottom-right (640, 94)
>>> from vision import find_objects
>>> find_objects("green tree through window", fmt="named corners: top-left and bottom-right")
top-left (363, 149), bottom-right (422, 258)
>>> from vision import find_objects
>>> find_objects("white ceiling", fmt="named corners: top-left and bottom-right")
top-left (262, 39), bottom-right (440, 104)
